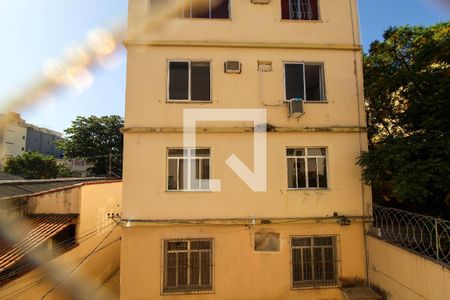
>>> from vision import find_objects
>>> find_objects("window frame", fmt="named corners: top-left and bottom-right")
top-left (161, 238), bottom-right (215, 295)
top-left (286, 147), bottom-right (329, 190)
top-left (281, 0), bottom-right (321, 21)
top-left (289, 235), bottom-right (339, 290)
top-left (283, 61), bottom-right (326, 102)
top-left (149, 0), bottom-right (231, 20)
top-left (166, 147), bottom-right (212, 192)
top-left (167, 60), bottom-right (212, 103)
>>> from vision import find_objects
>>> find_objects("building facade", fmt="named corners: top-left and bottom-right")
top-left (25, 125), bottom-right (64, 158)
top-left (0, 113), bottom-right (27, 168)
top-left (122, 0), bottom-right (371, 299)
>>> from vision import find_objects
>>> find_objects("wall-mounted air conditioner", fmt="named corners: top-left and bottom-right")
top-left (288, 98), bottom-right (304, 118)
top-left (224, 61), bottom-right (242, 74)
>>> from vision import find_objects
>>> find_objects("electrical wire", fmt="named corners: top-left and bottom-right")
top-left (1, 238), bottom-right (120, 300)
top-left (40, 223), bottom-right (119, 299)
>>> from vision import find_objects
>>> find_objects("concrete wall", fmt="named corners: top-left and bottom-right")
top-left (367, 236), bottom-right (450, 300)
top-left (0, 124), bottom-right (27, 166)
top-left (121, 222), bottom-right (367, 300)
top-left (0, 182), bottom-right (122, 300)
top-left (27, 187), bottom-right (81, 215)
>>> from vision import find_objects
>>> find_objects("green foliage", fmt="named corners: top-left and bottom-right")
top-left (57, 115), bottom-right (123, 177)
top-left (4, 152), bottom-right (59, 179)
top-left (359, 22), bottom-right (450, 217)
top-left (57, 164), bottom-right (73, 178)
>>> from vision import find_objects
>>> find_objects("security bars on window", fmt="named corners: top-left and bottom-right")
top-left (167, 148), bottom-right (211, 191)
top-left (287, 148), bottom-right (328, 189)
top-left (289, 0), bottom-right (316, 20)
top-left (291, 236), bottom-right (338, 288)
top-left (163, 239), bottom-right (213, 293)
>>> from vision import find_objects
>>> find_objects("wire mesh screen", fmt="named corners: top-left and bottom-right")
top-left (372, 204), bottom-right (450, 265)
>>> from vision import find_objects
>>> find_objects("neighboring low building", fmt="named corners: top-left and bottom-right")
top-left (57, 159), bottom-right (94, 178)
top-left (0, 178), bottom-right (122, 299)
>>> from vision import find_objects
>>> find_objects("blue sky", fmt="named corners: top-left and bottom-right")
top-left (0, 0), bottom-right (447, 133)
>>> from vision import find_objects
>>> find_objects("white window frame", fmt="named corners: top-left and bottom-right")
top-left (283, 62), bottom-right (326, 102)
top-left (166, 148), bottom-right (212, 192)
top-left (286, 147), bottom-right (329, 190)
top-left (150, 0), bottom-right (231, 19)
top-left (167, 60), bottom-right (212, 103)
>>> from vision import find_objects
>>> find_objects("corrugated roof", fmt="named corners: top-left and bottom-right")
top-left (0, 215), bottom-right (77, 273)
top-left (0, 178), bottom-right (108, 199)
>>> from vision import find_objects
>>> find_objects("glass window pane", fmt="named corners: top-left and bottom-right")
top-left (177, 252), bottom-right (188, 286)
top-left (200, 251), bottom-right (211, 286)
top-left (286, 148), bottom-right (294, 156)
top-left (169, 62), bottom-right (189, 100)
top-left (318, 158), bottom-right (328, 188)
top-left (303, 248), bottom-right (313, 280)
top-left (305, 64), bottom-right (323, 101)
top-left (191, 62), bottom-right (210, 101)
top-left (285, 64), bottom-right (305, 100)
top-left (194, 148), bottom-right (210, 157)
top-left (168, 241), bottom-right (188, 250)
top-left (295, 148), bottom-right (306, 156)
top-left (192, 0), bottom-right (210, 18)
top-left (292, 248), bottom-right (301, 282)
top-left (168, 148), bottom-right (186, 157)
top-left (166, 253), bottom-right (177, 287)
top-left (211, 0), bottom-right (229, 19)
top-left (307, 158), bottom-right (318, 188)
top-left (313, 248), bottom-right (324, 280)
top-left (191, 240), bottom-right (211, 250)
top-left (190, 159), bottom-right (200, 190)
top-left (297, 158), bottom-right (307, 188)
top-left (292, 237), bottom-right (311, 247)
top-left (168, 159), bottom-right (178, 190)
top-left (287, 158), bottom-right (297, 189)
top-left (179, 159), bottom-right (187, 190)
top-left (190, 251), bottom-right (200, 285)
top-left (307, 147), bottom-right (326, 156)
top-left (201, 159), bottom-right (210, 190)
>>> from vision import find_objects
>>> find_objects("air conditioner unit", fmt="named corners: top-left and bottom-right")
top-left (288, 98), bottom-right (304, 118)
top-left (224, 61), bottom-right (242, 74)
top-left (251, 0), bottom-right (271, 4)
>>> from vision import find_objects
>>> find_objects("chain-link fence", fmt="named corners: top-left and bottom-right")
top-left (371, 204), bottom-right (450, 265)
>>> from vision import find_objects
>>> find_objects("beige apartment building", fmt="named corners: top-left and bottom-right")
top-left (121, 0), bottom-right (371, 299)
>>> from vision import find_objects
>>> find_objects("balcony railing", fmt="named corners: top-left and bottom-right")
top-left (371, 204), bottom-right (450, 265)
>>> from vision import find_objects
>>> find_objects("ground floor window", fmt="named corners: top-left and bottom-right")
top-left (163, 239), bottom-right (213, 293)
top-left (291, 236), bottom-right (338, 288)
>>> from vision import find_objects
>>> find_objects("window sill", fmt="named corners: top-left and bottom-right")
top-left (283, 100), bottom-right (328, 103)
top-left (291, 283), bottom-right (340, 290)
top-left (177, 18), bottom-right (232, 21)
top-left (166, 100), bottom-right (212, 104)
top-left (162, 288), bottom-right (214, 296)
top-left (166, 190), bottom-right (213, 193)
top-left (287, 188), bottom-right (330, 191)
top-left (280, 19), bottom-right (323, 23)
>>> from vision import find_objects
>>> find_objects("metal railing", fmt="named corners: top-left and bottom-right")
top-left (371, 204), bottom-right (450, 265)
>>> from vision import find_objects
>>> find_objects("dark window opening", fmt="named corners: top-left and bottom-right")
top-left (169, 61), bottom-right (211, 102)
top-left (287, 147), bottom-right (328, 189)
top-left (151, 0), bottom-right (230, 19)
top-left (52, 224), bottom-right (77, 251)
top-left (284, 63), bottom-right (325, 101)
top-left (282, 0), bottom-right (319, 20)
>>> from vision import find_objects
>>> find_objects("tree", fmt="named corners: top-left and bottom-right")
top-left (358, 22), bottom-right (450, 217)
top-left (4, 152), bottom-right (60, 179)
top-left (57, 115), bottom-right (124, 177)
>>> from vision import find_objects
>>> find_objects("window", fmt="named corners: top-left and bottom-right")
top-left (284, 63), bottom-right (325, 101)
top-left (167, 148), bottom-right (211, 191)
top-left (291, 236), bottom-right (338, 288)
top-left (163, 239), bottom-right (213, 294)
top-left (168, 61), bottom-right (211, 101)
top-left (287, 148), bottom-right (327, 189)
top-left (281, 0), bottom-right (319, 20)
top-left (151, 0), bottom-right (229, 19)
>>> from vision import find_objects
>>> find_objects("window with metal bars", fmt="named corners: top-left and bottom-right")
top-left (281, 0), bottom-right (319, 20)
top-left (151, 0), bottom-right (229, 19)
top-left (163, 239), bottom-right (213, 293)
top-left (291, 236), bottom-right (338, 288)
top-left (287, 148), bottom-right (328, 189)
top-left (167, 148), bottom-right (211, 191)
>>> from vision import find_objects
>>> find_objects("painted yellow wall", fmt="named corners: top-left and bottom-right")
top-left (0, 182), bottom-right (122, 300)
top-left (367, 236), bottom-right (450, 300)
top-left (27, 187), bottom-right (81, 215)
top-left (121, 223), bottom-right (367, 300)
